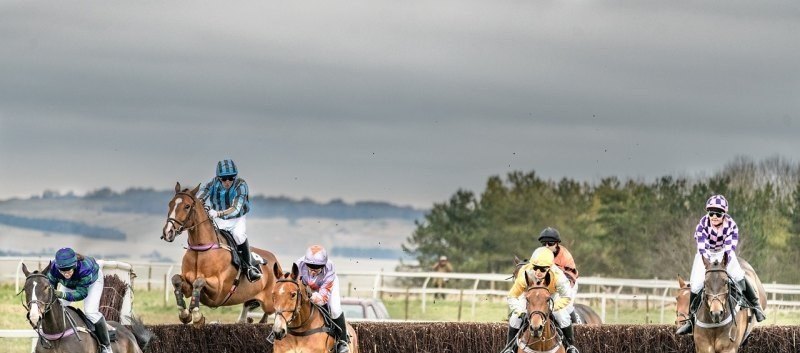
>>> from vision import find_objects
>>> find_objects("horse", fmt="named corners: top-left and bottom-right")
top-left (161, 182), bottom-right (282, 325)
top-left (517, 269), bottom-right (566, 353)
top-left (675, 275), bottom-right (691, 327)
top-left (270, 263), bottom-right (359, 353)
top-left (512, 256), bottom-right (602, 325)
top-left (20, 263), bottom-right (152, 353)
top-left (692, 253), bottom-right (767, 353)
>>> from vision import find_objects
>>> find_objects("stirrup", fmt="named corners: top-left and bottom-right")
top-left (676, 321), bottom-right (693, 335)
top-left (336, 340), bottom-right (350, 353)
top-left (246, 268), bottom-right (262, 282)
top-left (752, 307), bottom-right (766, 322)
top-left (566, 345), bottom-right (579, 353)
top-left (101, 345), bottom-right (113, 353)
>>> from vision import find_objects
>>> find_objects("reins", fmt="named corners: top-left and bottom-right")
top-left (19, 274), bottom-right (86, 348)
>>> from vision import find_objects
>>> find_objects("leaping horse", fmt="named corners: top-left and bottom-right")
top-left (161, 182), bottom-right (282, 324)
top-left (20, 263), bottom-right (152, 353)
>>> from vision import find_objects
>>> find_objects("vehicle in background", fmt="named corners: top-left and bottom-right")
top-left (341, 297), bottom-right (391, 321)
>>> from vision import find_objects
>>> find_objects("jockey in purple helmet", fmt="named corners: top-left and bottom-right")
top-left (197, 159), bottom-right (261, 282)
top-left (295, 245), bottom-right (350, 353)
top-left (46, 248), bottom-right (112, 353)
top-left (676, 195), bottom-right (766, 335)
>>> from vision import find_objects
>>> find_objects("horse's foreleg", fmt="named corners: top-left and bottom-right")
top-left (239, 300), bottom-right (261, 323)
top-left (171, 274), bottom-right (192, 324)
top-left (191, 277), bottom-right (207, 325)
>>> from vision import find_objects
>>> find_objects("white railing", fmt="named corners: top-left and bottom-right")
top-left (5, 257), bottom-right (800, 324)
top-left (0, 330), bottom-right (36, 353)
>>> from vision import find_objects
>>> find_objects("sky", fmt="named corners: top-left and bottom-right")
top-left (1, 1), bottom-right (798, 208)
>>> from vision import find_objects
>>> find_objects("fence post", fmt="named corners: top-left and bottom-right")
top-left (147, 265), bottom-right (152, 292)
top-left (405, 287), bottom-right (410, 321)
top-left (457, 289), bottom-right (464, 322)
top-left (645, 294), bottom-right (650, 324)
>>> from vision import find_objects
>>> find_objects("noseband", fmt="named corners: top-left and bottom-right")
top-left (274, 278), bottom-right (312, 329)
top-left (19, 273), bottom-right (83, 346)
top-left (165, 192), bottom-right (211, 236)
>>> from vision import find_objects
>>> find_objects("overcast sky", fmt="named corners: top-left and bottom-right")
top-left (0, 1), bottom-right (798, 208)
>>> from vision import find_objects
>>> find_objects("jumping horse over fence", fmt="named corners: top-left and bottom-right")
top-left (161, 182), bottom-right (282, 324)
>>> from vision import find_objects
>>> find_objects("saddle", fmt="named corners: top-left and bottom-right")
top-left (65, 306), bottom-right (117, 341)
top-left (218, 230), bottom-right (266, 271)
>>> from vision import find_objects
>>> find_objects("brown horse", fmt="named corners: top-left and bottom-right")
top-left (20, 263), bottom-right (152, 353)
top-left (161, 182), bottom-right (282, 324)
top-left (270, 263), bottom-right (359, 353)
top-left (675, 275), bottom-right (691, 327)
top-left (512, 256), bottom-right (602, 325)
top-left (692, 254), bottom-right (767, 353)
top-left (518, 270), bottom-right (566, 353)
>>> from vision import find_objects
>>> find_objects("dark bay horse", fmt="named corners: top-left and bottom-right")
top-left (512, 256), bottom-right (602, 325)
top-left (270, 263), bottom-right (359, 353)
top-left (161, 182), bottom-right (282, 325)
top-left (21, 263), bottom-right (151, 353)
top-left (692, 254), bottom-right (767, 353)
top-left (518, 270), bottom-right (566, 353)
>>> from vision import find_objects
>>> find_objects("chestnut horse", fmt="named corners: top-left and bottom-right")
top-left (692, 254), bottom-right (767, 353)
top-left (20, 263), bottom-right (152, 353)
top-left (517, 270), bottom-right (565, 353)
top-left (161, 182), bottom-right (282, 324)
top-left (270, 262), bottom-right (359, 353)
top-left (512, 256), bottom-right (602, 325)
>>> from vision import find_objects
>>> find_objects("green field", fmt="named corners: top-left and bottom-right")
top-left (2, 284), bottom-right (798, 353)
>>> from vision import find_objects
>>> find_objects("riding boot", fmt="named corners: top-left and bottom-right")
top-left (237, 240), bottom-right (262, 282)
top-left (333, 314), bottom-right (350, 353)
top-left (502, 326), bottom-right (519, 353)
top-left (570, 310), bottom-right (581, 324)
top-left (738, 279), bottom-right (766, 322)
top-left (94, 317), bottom-right (113, 353)
top-left (562, 324), bottom-right (579, 353)
top-left (676, 292), bottom-right (698, 335)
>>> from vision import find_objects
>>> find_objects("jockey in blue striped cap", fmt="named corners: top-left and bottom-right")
top-left (676, 194), bottom-right (766, 335)
top-left (47, 248), bottom-right (112, 353)
top-left (197, 159), bottom-right (261, 281)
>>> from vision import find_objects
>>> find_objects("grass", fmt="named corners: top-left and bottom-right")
top-left (2, 284), bottom-right (799, 352)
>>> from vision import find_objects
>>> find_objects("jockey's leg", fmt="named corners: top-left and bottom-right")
top-left (727, 253), bottom-right (766, 322)
top-left (676, 292), bottom-right (698, 335)
top-left (327, 278), bottom-right (349, 353)
top-left (738, 279), bottom-right (766, 322)
top-left (231, 217), bottom-right (261, 282)
top-left (555, 307), bottom-right (578, 353)
top-left (83, 270), bottom-right (112, 353)
top-left (502, 313), bottom-right (522, 353)
top-left (333, 314), bottom-right (350, 353)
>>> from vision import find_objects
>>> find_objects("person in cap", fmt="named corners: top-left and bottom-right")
top-left (431, 255), bottom-right (453, 300)
top-left (295, 245), bottom-right (350, 353)
top-left (46, 248), bottom-right (112, 353)
top-left (197, 158), bottom-right (261, 281)
top-left (538, 227), bottom-right (581, 322)
top-left (503, 247), bottom-right (579, 353)
top-left (676, 194), bottom-right (766, 335)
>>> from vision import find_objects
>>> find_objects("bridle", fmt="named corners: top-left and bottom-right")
top-left (703, 268), bottom-right (730, 311)
top-left (521, 285), bottom-right (559, 351)
top-left (19, 273), bottom-right (82, 346)
top-left (273, 277), bottom-right (317, 331)
top-left (163, 191), bottom-right (211, 237)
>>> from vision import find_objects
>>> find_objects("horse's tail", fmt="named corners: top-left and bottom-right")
top-left (127, 315), bottom-right (154, 352)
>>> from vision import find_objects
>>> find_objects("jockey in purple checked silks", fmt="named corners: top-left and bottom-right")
top-left (676, 194), bottom-right (766, 335)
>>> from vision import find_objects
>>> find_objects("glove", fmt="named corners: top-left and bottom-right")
top-left (54, 290), bottom-right (66, 299)
top-left (208, 209), bottom-right (218, 218)
top-left (507, 297), bottom-right (526, 317)
top-left (554, 297), bottom-right (571, 311)
top-left (310, 292), bottom-right (324, 305)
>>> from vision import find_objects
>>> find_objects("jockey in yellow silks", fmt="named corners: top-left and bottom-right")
top-left (503, 247), bottom-right (579, 353)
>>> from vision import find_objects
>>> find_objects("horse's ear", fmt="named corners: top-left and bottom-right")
top-left (273, 262), bottom-right (281, 278)
top-left (702, 254), bottom-right (710, 269)
top-left (723, 252), bottom-right (729, 266)
top-left (44, 261), bottom-right (52, 273)
top-left (175, 182), bottom-right (181, 193)
top-left (22, 263), bottom-right (30, 277)
top-left (524, 269), bottom-right (532, 286)
top-left (544, 274), bottom-right (551, 287)
top-left (677, 275), bottom-right (686, 288)
top-left (190, 183), bottom-right (201, 196)
top-left (513, 255), bottom-right (521, 266)
top-left (291, 263), bottom-right (300, 280)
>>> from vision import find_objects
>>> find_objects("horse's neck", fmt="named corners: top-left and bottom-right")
top-left (41, 302), bottom-right (69, 334)
top-left (187, 213), bottom-right (221, 246)
top-left (291, 295), bottom-right (319, 329)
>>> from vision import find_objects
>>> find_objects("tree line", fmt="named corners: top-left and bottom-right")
top-left (403, 156), bottom-right (800, 283)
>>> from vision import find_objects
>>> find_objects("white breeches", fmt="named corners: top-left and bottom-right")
top-left (61, 269), bottom-right (105, 323)
top-left (689, 251), bottom-right (745, 294)
top-left (214, 216), bottom-right (247, 245)
top-left (325, 276), bottom-right (343, 318)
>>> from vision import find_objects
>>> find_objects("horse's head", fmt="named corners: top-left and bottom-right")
top-left (523, 270), bottom-right (553, 338)
top-left (20, 262), bottom-right (59, 328)
top-left (511, 255), bottom-right (528, 281)
top-left (271, 262), bottom-right (310, 340)
top-left (675, 275), bottom-right (691, 326)
top-left (162, 182), bottom-right (202, 242)
top-left (702, 253), bottom-right (730, 323)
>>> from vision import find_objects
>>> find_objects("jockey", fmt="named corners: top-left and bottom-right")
top-left (197, 158), bottom-right (261, 282)
top-left (504, 247), bottom-right (579, 353)
top-left (295, 245), bottom-right (350, 353)
top-left (538, 227), bottom-right (581, 323)
top-left (46, 248), bottom-right (112, 353)
top-left (676, 194), bottom-right (766, 335)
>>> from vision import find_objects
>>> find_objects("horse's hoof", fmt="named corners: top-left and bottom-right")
top-left (247, 317), bottom-right (254, 324)
top-left (192, 310), bottom-right (205, 325)
top-left (179, 310), bottom-right (192, 324)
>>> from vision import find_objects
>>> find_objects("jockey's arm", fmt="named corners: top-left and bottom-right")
top-left (218, 183), bottom-right (248, 217)
top-left (552, 268), bottom-right (573, 311)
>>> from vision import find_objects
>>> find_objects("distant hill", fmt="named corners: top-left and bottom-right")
top-left (0, 187), bottom-right (426, 221)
